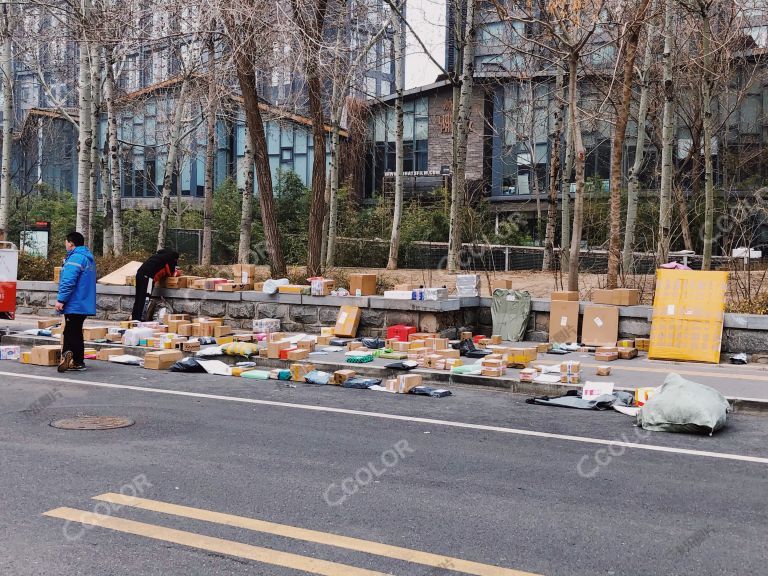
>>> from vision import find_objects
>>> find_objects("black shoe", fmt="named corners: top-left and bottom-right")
top-left (58, 351), bottom-right (73, 373)
top-left (69, 364), bottom-right (87, 372)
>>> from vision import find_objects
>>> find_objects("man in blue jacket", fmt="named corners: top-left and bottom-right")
top-left (54, 232), bottom-right (96, 372)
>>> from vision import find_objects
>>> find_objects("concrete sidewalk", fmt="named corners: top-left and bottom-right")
top-left (3, 314), bottom-right (767, 410)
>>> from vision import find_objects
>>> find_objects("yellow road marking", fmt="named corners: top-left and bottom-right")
top-left (44, 507), bottom-right (390, 576)
top-left (579, 362), bottom-right (768, 382)
top-left (93, 493), bottom-right (542, 576)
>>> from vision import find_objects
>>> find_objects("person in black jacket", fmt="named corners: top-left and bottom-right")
top-left (131, 249), bottom-right (180, 321)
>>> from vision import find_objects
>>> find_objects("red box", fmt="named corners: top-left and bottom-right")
top-left (473, 335), bottom-right (487, 344)
top-left (0, 282), bottom-right (16, 313)
top-left (386, 324), bottom-right (416, 342)
top-left (279, 347), bottom-right (298, 360)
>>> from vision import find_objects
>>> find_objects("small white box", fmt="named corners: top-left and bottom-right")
top-left (0, 345), bottom-right (21, 360)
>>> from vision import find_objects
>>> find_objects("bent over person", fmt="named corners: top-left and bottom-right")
top-left (131, 248), bottom-right (179, 321)
top-left (55, 232), bottom-right (97, 372)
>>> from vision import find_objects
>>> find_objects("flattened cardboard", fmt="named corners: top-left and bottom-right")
top-left (581, 305), bottom-right (619, 347)
top-left (548, 300), bottom-right (579, 343)
top-left (98, 261), bottom-right (143, 285)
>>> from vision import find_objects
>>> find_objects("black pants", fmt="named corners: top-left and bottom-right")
top-left (62, 314), bottom-right (86, 366)
top-left (132, 274), bottom-right (151, 321)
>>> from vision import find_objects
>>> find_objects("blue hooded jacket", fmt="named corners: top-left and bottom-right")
top-left (57, 246), bottom-right (97, 315)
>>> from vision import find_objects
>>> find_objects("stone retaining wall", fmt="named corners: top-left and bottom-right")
top-left (15, 282), bottom-right (768, 353)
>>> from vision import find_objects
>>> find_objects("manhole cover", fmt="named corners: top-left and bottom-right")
top-left (50, 416), bottom-right (135, 430)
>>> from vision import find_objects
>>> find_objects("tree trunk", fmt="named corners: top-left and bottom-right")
top-left (701, 13), bottom-right (714, 270)
top-left (234, 47), bottom-right (286, 277)
top-left (201, 31), bottom-right (216, 266)
top-left (607, 0), bottom-right (651, 287)
top-left (88, 44), bottom-right (101, 250)
top-left (76, 10), bottom-right (93, 236)
top-left (293, 0), bottom-right (329, 277)
top-left (238, 134), bottom-right (254, 264)
top-left (567, 55), bottom-right (585, 292)
top-left (104, 47), bottom-right (123, 255)
top-left (387, 6), bottom-right (405, 270)
top-left (657, 0), bottom-right (675, 265)
top-left (622, 29), bottom-right (654, 272)
top-left (0, 4), bottom-right (13, 239)
top-left (542, 65), bottom-right (564, 271)
top-left (447, 0), bottom-right (476, 272)
top-left (325, 123), bottom-right (340, 267)
top-left (156, 80), bottom-right (188, 251)
top-left (101, 153), bottom-right (112, 256)
top-left (560, 99), bottom-right (574, 272)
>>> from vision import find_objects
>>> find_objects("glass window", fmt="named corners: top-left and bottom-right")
top-left (380, 80), bottom-right (391, 95)
top-left (374, 112), bottom-right (385, 142)
top-left (403, 111), bottom-right (414, 140)
top-left (267, 124), bottom-right (280, 154)
top-left (479, 21), bottom-right (504, 45)
top-left (414, 116), bottom-right (428, 140)
top-left (294, 129), bottom-right (307, 153)
top-left (280, 126), bottom-right (294, 147)
top-left (415, 97), bottom-right (427, 117)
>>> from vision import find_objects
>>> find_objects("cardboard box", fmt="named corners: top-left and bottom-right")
top-left (97, 348), bottom-right (125, 361)
top-left (491, 279), bottom-right (514, 292)
top-left (254, 318), bottom-right (281, 334)
top-left (311, 278), bottom-right (335, 296)
top-left (106, 333), bottom-right (123, 343)
top-left (0, 345), bottom-right (20, 360)
top-left (30, 345), bottom-right (62, 366)
top-left (435, 349), bottom-right (460, 359)
top-left (635, 337), bottom-right (650, 352)
top-left (561, 360), bottom-right (581, 375)
top-left (83, 327), bottom-right (108, 341)
top-left (290, 363), bottom-right (315, 382)
top-left (214, 325), bottom-right (232, 338)
top-left (334, 306), bottom-right (361, 338)
top-left (164, 277), bottom-right (181, 289)
top-left (581, 305), bottom-right (619, 347)
top-left (490, 335), bottom-right (502, 345)
top-left (593, 288), bottom-right (640, 306)
top-left (178, 324), bottom-right (194, 337)
top-left (551, 291), bottom-right (579, 301)
top-left (37, 318), bottom-right (62, 330)
top-left (549, 300), bottom-right (579, 343)
top-left (596, 365), bottom-right (612, 376)
top-left (385, 374), bottom-right (422, 394)
top-left (349, 273), bottom-right (377, 296)
top-left (317, 335), bottom-right (332, 346)
top-left (519, 368), bottom-right (536, 382)
top-left (287, 348), bottom-right (310, 361)
top-left (278, 284), bottom-right (311, 295)
top-left (394, 283), bottom-right (419, 291)
top-left (425, 337), bottom-right (448, 350)
top-left (333, 369), bottom-right (356, 385)
top-left (54, 267), bottom-right (62, 283)
top-left (174, 276), bottom-right (200, 289)
top-left (409, 332), bottom-right (435, 342)
top-left (560, 374), bottom-right (581, 384)
top-left (618, 347), bottom-right (638, 360)
top-left (507, 347), bottom-right (538, 366)
top-left (233, 264), bottom-right (257, 285)
top-left (595, 346), bottom-right (619, 362)
top-left (143, 350), bottom-right (183, 370)
top-left (182, 341), bottom-right (201, 352)
top-left (536, 343), bottom-right (551, 353)
top-left (482, 368), bottom-right (504, 377)
top-left (268, 340), bottom-right (290, 359)
top-left (617, 339), bottom-right (635, 348)
top-left (296, 337), bottom-right (316, 351)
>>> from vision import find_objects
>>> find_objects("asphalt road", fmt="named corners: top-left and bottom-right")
top-left (1, 360), bottom-right (767, 576)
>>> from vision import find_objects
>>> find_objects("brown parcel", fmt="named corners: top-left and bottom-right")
top-left (30, 345), bottom-right (62, 366)
top-left (549, 300), bottom-right (579, 343)
top-left (143, 350), bottom-right (183, 370)
top-left (581, 305), bottom-right (619, 347)
top-left (348, 273), bottom-right (377, 296)
top-left (551, 291), bottom-right (579, 301)
top-left (334, 306), bottom-right (361, 338)
top-left (97, 348), bottom-right (125, 361)
top-left (82, 327), bottom-right (108, 340)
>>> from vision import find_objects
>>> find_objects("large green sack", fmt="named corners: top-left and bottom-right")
top-left (637, 373), bottom-right (731, 435)
top-left (491, 289), bottom-right (532, 342)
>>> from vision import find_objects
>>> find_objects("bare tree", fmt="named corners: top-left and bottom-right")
top-left (386, 0), bottom-right (405, 270)
top-left (606, 0), bottom-right (652, 287)
top-left (237, 133), bottom-right (254, 263)
top-left (622, 23), bottom-right (655, 271)
top-left (292, 0), bottom-right (329, 277)
top-left (0, 2), bottom-right (13, 239)
top-left (446, 0), bottom-right (478, 272)
top-left (201, 27), bottom-right (217, 265)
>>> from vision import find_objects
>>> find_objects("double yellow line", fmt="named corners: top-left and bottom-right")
top-left (45, 494), bottom-right (542, 576)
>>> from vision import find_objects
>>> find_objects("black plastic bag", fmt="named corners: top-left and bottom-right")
top-left (385, 361), bottom-right (419, 370)
top-left (361, 337), bottom-right (385, 349)
top-left (410, 386), bottom-right (452, 398)
top-left (169, 357), bottom-right (206, 373)
top-left (343, 377), bottom-right (382, 389)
